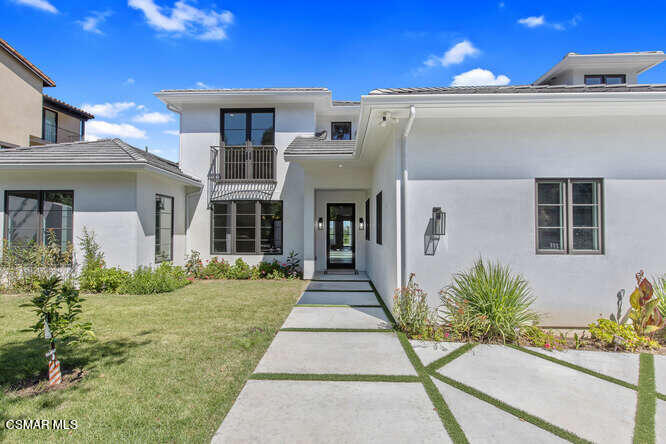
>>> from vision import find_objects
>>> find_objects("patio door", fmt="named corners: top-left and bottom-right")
top-left (326, 203), bottom-right (355, 269)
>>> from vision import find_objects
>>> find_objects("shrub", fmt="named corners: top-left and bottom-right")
top-left (284, 250), bottom-right (302, 279)
top-left (227, 258), bottom-right (252, 280)
top-left (588, 318), bottom-right (659, 352)
top-left (393, 274), bottom-right (433, 336)
top-left (522, 326), bottom-right (565, 350)
top-left (81, 266), bottom-right (130, 293)
top-left (203, 257), bottom-right (230, 279)
top-left (185, 250), bottom-right (204, 278)
top-left (627, 271), bottom-right (665, 337)
top-left (438, 258), bottom-right (539, 343)
top-left (117, 262), bottom-right (190, 295)
top-left (650, 274), bottom-right (666, 321)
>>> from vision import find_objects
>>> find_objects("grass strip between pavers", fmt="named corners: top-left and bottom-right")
top-left (426, 343), bottom-right (478, 372)
top-left (250, 373), bottom-right (420, 382)
top-left (279, 328), bottom-right (392, 333)
top-left (428, 371), bottom-right (593, 444)
top-left (509, 344), bottom-right (639, 391)
top-left (634, 353), bottom-right (656, 444)
top-left (295, 304), bottom-right (382, 308)
top-left (397, 331), bottom-right (469, 444)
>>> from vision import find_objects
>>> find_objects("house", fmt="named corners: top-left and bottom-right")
top-left (0, 37), bottom-right (93, 148)
top-left (3, 51), bottom-right (666, 326)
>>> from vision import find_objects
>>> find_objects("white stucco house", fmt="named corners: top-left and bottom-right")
top-left (3, 51), bottom-right (666, 326)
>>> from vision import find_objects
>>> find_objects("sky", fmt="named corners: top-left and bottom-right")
top-left (3, 0), bottom-right (666, 161)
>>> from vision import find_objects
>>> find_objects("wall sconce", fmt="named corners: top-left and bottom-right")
top-left (359, 217), bottom-right (365, 230)
top-left (432, 207), bottom-right (446, 236)
top-left (317, 217), bottom-right (324, 230)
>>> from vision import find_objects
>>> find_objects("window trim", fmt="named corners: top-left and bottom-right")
top-left (376, 191), bottom-right (382, 245)
top-left (584, 74), bottom-right (626, 85)
top-left (220, 108), bottom-right (275, 146)
top-left (3, 189), bottom-right (74, 250)
top-left (331, 121), bottom-right (352, 140)
top-left (210, 200), bottom-right (283, 255)
top-left (365, 198), bottom-right (370, 241)
top-left (42, 108), bottom-right (58, 143)
top-left (535, 179), bottom-right (604, 255)
top-left (155, 194), bottom-right (174, 263)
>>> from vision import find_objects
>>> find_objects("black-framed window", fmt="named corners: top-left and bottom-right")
top-left (331, 121), bottom-right (352, 140)
top-left (376, 192), bottom-right (382, 245)
top-left (365, 198), bottom-right (370, 241)
top-left (221, 109), bottom-right (275, 146)
top-left (155, 195), bottom-right (174, 262)
top-left (4, 190), bottom-right (73, 252)
top-left (211, 200), bottom-right (283, 255)
top-left (536, 179), bottom-right (603, 255)
top-left (42, 108), bottom-right (57, 143)
top-left (584, 74), bottom-right (626, 85)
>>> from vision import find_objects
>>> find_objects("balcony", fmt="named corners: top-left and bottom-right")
top-left (208, 144), bottom-right (278, 205)
top-left (33, 121), bottom-right (83, 145)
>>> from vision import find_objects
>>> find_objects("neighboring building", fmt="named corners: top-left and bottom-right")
top-left (0, 37), bottom-right (93, 148)
top-left (3, 51), bottom-right (666, 326)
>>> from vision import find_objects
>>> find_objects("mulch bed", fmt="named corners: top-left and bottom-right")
top-left (4, 368), bottom-right (88, 398)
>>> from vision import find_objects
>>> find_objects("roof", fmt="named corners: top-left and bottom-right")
top-left (332, 100), bottom-right (360, 106)
top-left (0, 37), bottom-right (55, 87)
top-left (158, 87), bottom-right (329, 93)
top-left (0, 138), bottom-right (200, 185)
top-left (284, 137), bottom-right (356, 156)
top-left (369, 84), bottom-right (666, 95)
top-left (43, 95), bottom-right (94, 120)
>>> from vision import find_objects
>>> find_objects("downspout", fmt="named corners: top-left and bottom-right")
top-left (400, 105), bottom-right (416, 288)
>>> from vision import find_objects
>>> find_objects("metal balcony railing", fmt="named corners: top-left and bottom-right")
top-left (209, 144), bottom-right (277, 182)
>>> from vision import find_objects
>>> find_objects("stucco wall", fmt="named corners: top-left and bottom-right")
top-left (404, 115), bottom-right (666, 326)
top-left (0, 49), bottom-right (43, 147)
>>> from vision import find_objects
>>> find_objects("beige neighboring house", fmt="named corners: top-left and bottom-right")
top-left (0, 37), bottom-right (93, 148)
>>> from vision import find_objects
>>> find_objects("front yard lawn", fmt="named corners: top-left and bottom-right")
top-left (0, 279), bottom-right (304, 442)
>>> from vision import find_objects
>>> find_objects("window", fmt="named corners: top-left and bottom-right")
top-left (79, 120), bottom-right (85, 140)
top-left (155, 195), bottom-right (174, 262)
top-left (43, 108), bottom-right (57, 143)
top-left (536, 179), bottom-right (603, 254)
top-left (365, 198), bottom-right (370, 241)
top-left (376, 192), bottom-right (382, 245)
top-left (331, 122), bottom-right (352, 140)
top-left (221, 109), bottom-right (275, 146)
top-left (4, 190), bottom-right (73, 252)
top-left (584, 74), bottom-right (626, 85)
top-left (211, 201), bottom-right (283, 254)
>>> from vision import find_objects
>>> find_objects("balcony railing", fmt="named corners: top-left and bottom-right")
top-left (209, 144), bottom-right (277, 182)
top-left (42, 121), bottom-right (83, 144)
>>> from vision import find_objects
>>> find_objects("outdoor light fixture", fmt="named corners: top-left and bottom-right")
top-left (432, 207), bottom-right (446, 236)
top-left (317, 217), bottom-right (324, 230)
top-left (359, 217), bottom-right (365, 230)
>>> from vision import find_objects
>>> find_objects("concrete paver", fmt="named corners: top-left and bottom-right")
top-left (297, 291), bottom-right (379, 306)
top-left (282, 307), bottom-right (390, 329)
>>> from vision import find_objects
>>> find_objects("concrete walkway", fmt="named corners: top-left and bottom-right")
top-left (212, 274), bottom-right (665, 443)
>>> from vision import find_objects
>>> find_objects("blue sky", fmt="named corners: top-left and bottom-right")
top-left (3, 0), bottom-right (666, 161)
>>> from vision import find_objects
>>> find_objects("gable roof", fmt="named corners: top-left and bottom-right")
top-left (369, 84), bottom-right (666, 95)
top-left (0, 138), bottom-right (200, 185)
top-left (0, 37), bottom-right (55, 87)
top-left (284, 137), bottom-right (356, 157)
top-left (43, 95), bottom-right (94, 120)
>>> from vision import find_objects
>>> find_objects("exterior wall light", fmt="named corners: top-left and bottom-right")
top-left (432, 207), bottom-right (446, 236)
top-left (317, 217), bottom-right (324, 230)
top-left (359, 217), bottom-right (365, 230)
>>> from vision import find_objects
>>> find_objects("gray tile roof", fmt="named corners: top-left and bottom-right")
top-left (332, 100), bottom-right (360, 106)
top-left (369, 84), bottom-right (666, 95)
top-left (284, 137), bottom-right (356, 156)
top-left (0, 138), bottom-right (200, 184)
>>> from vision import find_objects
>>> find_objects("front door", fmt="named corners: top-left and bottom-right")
top-left (326, 203), bottom-right (355, 269)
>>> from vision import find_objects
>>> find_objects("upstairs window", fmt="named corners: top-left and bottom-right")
top-left (331, 122), bottom-right (352, 140)
top-left (42, 108), bottom-right (57, 143)
top-left (536, 179), bottom-right (603, 254)
top-left (221, 109), bottom-right (275, 146)
top-left (584, 74), bottom-right (626, 85)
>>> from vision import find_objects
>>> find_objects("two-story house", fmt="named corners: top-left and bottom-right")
top-left (0, 37), bottom-right (93, 148)
top-left (2, 50), bottom-right (666, 326)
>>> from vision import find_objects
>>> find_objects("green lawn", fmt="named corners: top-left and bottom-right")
top-left (0, 279), bottom-right (304, 443)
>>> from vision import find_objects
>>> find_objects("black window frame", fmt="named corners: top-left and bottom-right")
top-left (220, 108), bottom-right (275, 146)
top-left (210, 200), bottom-right (283, 255)
top-left (42, 108), bottom-right (58, 143)
top-left (3, 189), bottom-right (74, 252)
top-left (584, 74), bottom-right (626, 85)
top-left (331, 121), bottom-right (352, 140)
top-left (155, 194), bottom-right (174, 263)
top-left (365, 198), bottom-right (370, 241)
top-left (376, 191), bottom-right (382, 245)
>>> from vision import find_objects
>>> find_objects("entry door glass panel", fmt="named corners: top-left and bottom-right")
top-left (327, 204), bottom-right (354, 268)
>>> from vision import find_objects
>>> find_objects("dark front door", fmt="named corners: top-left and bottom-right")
top-left (327, 203), bottom-right (355, 269)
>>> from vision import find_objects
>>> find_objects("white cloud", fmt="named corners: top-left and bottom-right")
top-left (451, 68), bottom-right (510, 87)
top-left (128, 0), bottom-right (233, 40)
top-left (164, 129), bottom-right (180, 135)
top-left (12, 0), bottom-right (57, 13)
top-left (195, 81), bottom-right (211, 88)
top-left (81, 102), bottom-right (136, 118)
top-left (86, 121), bottom-right (147, 139)
top-left (133, 112), bottom-right (173, 124)
top-left (424, 40), bottom-right (479, 68)
top-left (77, 10), bottom-right (113, 34)
top-left (518, 15), bottom-right (545, 28)
top-left (136, 104), bottom-right (146, 110)
top-left (124, 77), bottom-right (135, 85)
